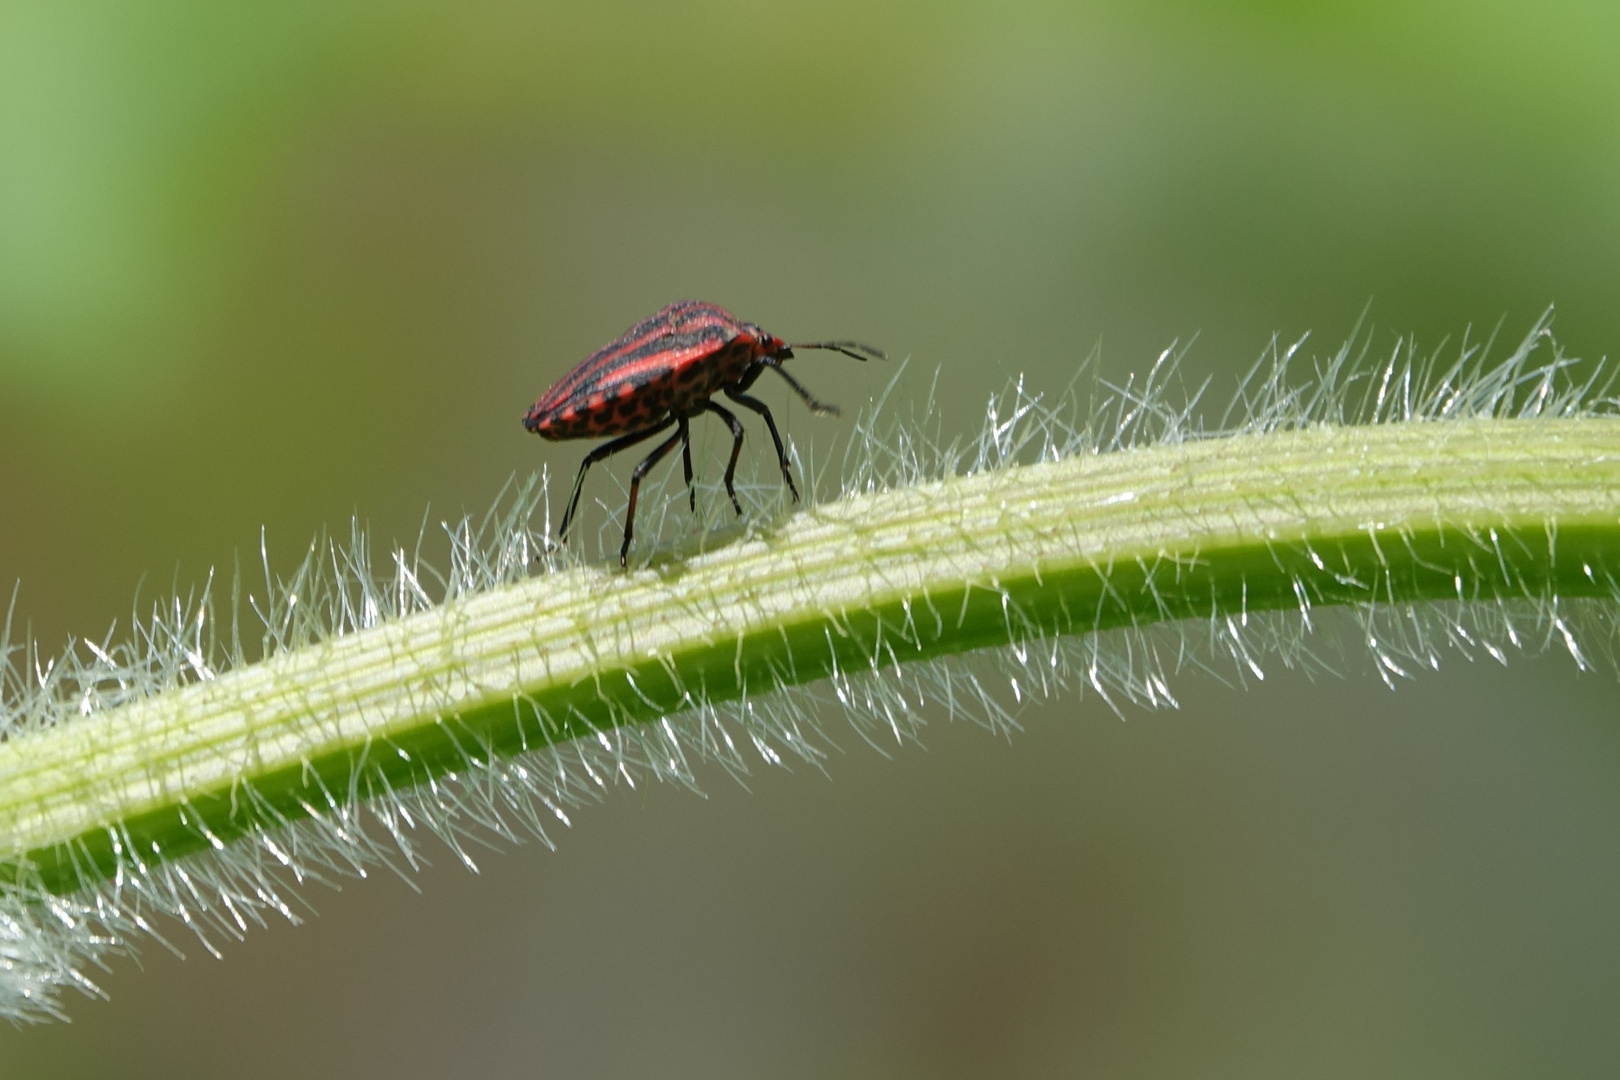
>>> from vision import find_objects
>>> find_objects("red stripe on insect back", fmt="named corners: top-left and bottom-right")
top-left (538, 338), bottom-right (756, 438)
top-left (532, 333), bottom-right (733, 417)
top-left (531, 303), bottom-right (694, 405)
top-left (530, 303), bottom-right (754, 419)
top-left (596, 302), bottom-right (743, 365)
top-left (596, 304), bottom-right (746, 370)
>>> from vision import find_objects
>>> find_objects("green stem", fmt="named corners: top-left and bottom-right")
top-left (3, 418), bottom-right (1618, 895)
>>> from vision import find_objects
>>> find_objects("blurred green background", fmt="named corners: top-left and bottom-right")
top-left (3, 0), bottom-right (1620, 1075)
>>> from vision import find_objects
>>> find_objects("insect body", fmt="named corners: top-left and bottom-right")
top-left (525, 300), bottom-right (884, 566)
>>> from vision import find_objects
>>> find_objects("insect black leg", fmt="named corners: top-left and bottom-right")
top-left (621, 426), bottom-right (687, 566)
top-left (703, 401), bottom-right (746, 515)
top-left (679, 417), bottom-right (696, 513)
top-left (558, 418), bottom-right (676, 542)
top-left (723, 388), bottom-right (800, 503)
top-left (764, 361), bottom-right (840, 416)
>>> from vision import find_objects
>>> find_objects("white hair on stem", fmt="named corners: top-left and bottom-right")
top-left (0, 307), bottom-right (1616, 1021)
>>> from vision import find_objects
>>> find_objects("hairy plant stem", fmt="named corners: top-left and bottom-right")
top-left (3, 417), bottom-right (1617, 895)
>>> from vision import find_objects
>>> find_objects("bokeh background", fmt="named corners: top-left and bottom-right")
top-left (3, 1), bottom-right (1620, 1075)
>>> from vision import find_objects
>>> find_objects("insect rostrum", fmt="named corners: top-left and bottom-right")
top-left (524, 300), bottom-right (885, 565)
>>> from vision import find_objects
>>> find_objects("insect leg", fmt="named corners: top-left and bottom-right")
top-left (558, 418), bottom-right (676, 542)
top-left (702, 401), bottom-right (746, 515)
top-left (762, 360), bottom-right (840, 416)
top-left (679, 417), bottom-right (696, 513)
top-left (723, 388), bottom-right (800, 503)
top-left (621, 426), bottom-right (687, 566)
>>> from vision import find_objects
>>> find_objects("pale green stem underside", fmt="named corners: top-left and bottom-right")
top-left (3, 418), bottom-right (1618, 893)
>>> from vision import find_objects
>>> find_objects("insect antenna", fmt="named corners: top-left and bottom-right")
top-left (790, 340), bottom-right (888, 363)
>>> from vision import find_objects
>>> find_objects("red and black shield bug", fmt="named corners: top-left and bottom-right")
top-left (524, 300), bottom-right (885, 566)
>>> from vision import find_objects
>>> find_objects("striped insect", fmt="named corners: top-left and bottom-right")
top-left (524, 300), bottom-right (885, 566)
